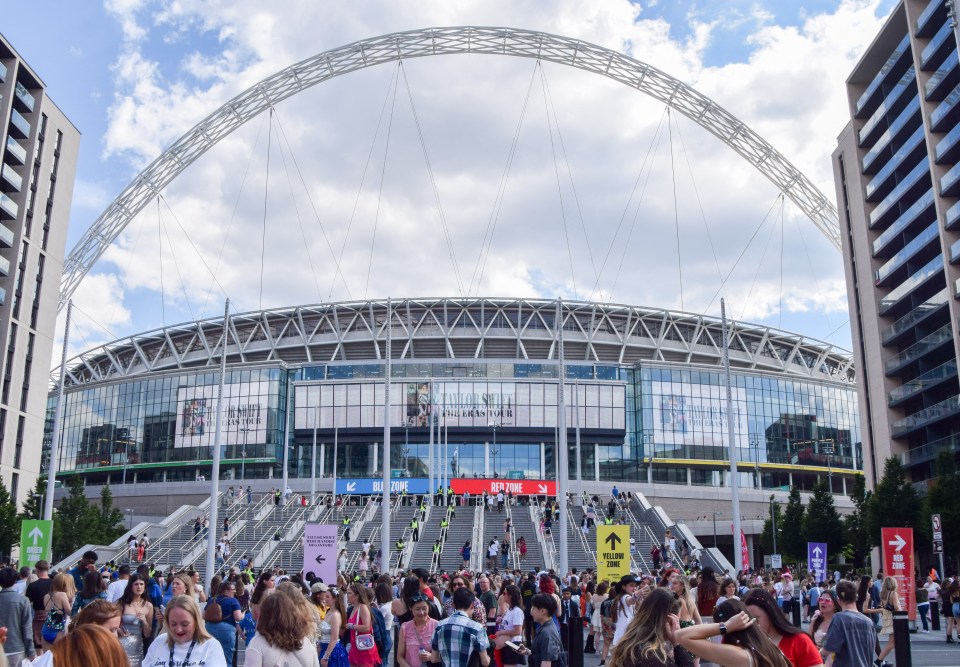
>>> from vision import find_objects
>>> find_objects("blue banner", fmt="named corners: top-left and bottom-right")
top-left (336, 477), bottom-right (431, 495)
top-left (807, 542), bottom-right (828, 583)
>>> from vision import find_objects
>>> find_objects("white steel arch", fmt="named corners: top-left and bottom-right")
top-left (58, 26), bottom-right (842, 309)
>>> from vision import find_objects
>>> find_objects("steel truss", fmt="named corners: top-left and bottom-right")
top-left (58, 26), bottom-right (842, 309)
top-left (58, 297), bottom-right (854, 388)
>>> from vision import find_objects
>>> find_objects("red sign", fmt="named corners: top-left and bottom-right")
top-left (881, 527), bottom-right (915, 621)
top-left (449, 478), bottom-right (556, 496)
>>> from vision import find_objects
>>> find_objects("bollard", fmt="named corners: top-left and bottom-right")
top-left (930, 600), bottom-right (940, 631)
top-left (892, 610), bottom-right (912, 667)
top-left (792, 596), bottom-right (802, 627)
top-left (566, 619), bottom-right (584, 667)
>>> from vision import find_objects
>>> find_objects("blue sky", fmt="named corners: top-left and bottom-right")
top-left (3, 1), bottom-right (898, 360)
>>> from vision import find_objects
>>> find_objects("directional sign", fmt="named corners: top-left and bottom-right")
top-left (449, 478), bottom-right (556, 496)
top-left (807, 542), bottom-right (828, 583)
top-left (881, 527), bottom-right (915, 621)
top-left (597, 525), bottom-right (630, 583)
top-left (336, 478), bottom-right (430, 495)
top-left (770, 554), bottom-right (782, 569)
top-left (19, 520), bottom-right (53, 568)
top-left (302, 524), bottom-right (338, 584)
top-left (932, 514), bottom-right (942, 541)
top-left (934, 541), bottom-right (943, 554)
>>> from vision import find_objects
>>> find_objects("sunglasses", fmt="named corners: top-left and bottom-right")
top-left (451, 582), bottom-right (466, 589)
top-left (410, 594), bottom-right (429, 604)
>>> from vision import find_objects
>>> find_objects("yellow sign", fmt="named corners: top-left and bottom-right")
top-left (597, 525), bottom-right (630, 584)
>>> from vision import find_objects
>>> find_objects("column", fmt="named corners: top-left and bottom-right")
top-left (594, 443), bottom-right (600, 481)
top-left (319, 443), bottom-right (326, 478)
top-left (484, 442), bottom-right (490, 477)
top-left (371, 443), bottom-right (378, 475)
top-left (686, 468), bottom-right (692, 486)
top-left (540, 442), bottom-right (546, 479)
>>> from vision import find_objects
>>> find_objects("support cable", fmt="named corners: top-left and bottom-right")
top-left (158, 202), bottom-right (197, 322)
top-left (667, 108), bottom-right (684, 311)
top-left (470, 61), bottom-right (540, 296)
top-left (331, 64), bottom-right (401, 300)
top-left (365, 69), bottom-right (400, 299)
top-left (791, 208), bottom-right (835, 332)
top-left (157, 197), bottom-right (166, 326)
top-left (157, 196), bottom-right (232, 308)
top-left (778, 196), bottom-right (785, 330)
top-left (739, 195), bottom-right (783, 323)
top-left (259, 108), bottom-right (274, 311)
top-left (72, 302), bottom-right (119, 341)
top-left (539, 63), bottom-right (578, 298)
top-left (590, 107), bottom-right (667, 301)
top-left (399, 62), bottom-right (464, 297)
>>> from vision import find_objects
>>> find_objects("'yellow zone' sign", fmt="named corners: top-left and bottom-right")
top-left (597, 525), bottom-right (630, 584)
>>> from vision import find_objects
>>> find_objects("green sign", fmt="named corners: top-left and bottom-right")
top-left (20, 520), bottom-right (53, 567)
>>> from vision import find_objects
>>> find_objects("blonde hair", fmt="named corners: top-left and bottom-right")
top-left (72, 600), bottom-right (121, 630)
top-left (259, 589), bottom-right (313, 652)
top-left (163, 595), bottom-right (213, 647)
top-left (172, 573), bottom-right (196, 598)
top-left (880, 577), bottom-right (898, 606)
top-left (51, 624), bottom-right (128, 667)
top-left (51, 572), bottom-right (77, 601)
top-left (609, 588), bottom-right (680, 667)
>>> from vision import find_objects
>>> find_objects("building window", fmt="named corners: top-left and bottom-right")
top-left (14, 415), bottom-right (25, 468)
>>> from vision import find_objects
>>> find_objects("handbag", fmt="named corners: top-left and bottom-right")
top-left (354, 632), bottom-right (376, 651)
top-left (204, 599), bottom-right (224, 623)
top-left (42, 606), bottom-right (67, 643)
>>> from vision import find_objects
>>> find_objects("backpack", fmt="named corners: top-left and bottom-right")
top-left (370, 605), bottom-right (391, 662)
top-left (600, 597), bottom-right (616, 630)
top-left (42, 606), bottom-right (67, 643)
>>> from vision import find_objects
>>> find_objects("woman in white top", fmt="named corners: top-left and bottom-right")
top-left (246, 591), bottom-right (320, 667)
top-left (493, 585), bottom-right (525, 666)
top-left (143, 596), bottom-right (227, 667)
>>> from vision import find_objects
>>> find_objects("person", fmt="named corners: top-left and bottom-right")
top-left (163, 573), bottom-right (196, 607)
top-left (519, 537), bottom-right (527, 563)
top-left (143, 595), bottom-right (227, 666)
top-left (478, 575), bottom-right (499, 636)
top-left (119, 573), bottom-right (155, 666)
top-left (41, 573), bottom-right (76, 652)
top-left (0, 566), bottom-right (36, 666)
top-left (742, 589), bottom-right (823, 667)
top-left (945, 578), bottom-right (960, 642)
top-left (587, 581), bottom-right (608, 655)
top-left (206, 580), bottom-right (244, 667)
top-left (822, 580), bottom-right (877, 667)
top-left (495, 585), bottom-right (526, 666)
top-left (73, 570), bottom-right (107, 615)
top-left (807, 590), bottom-right (839, 653)
top-left (780, 572), bottom-right (796, 617)
top-left (245, 591), bottom-right (320, 666)
top-left (443, 575), bottom-right (486, 623)
top-left (604, 587), bottom-right (686, 667)
top-left (47, 624), bottom-right (129, 667)
top-left (106, 564), bottom-right (131, 603)
top-left (398, 594), bottom-right (438, 667)
top-left (346, 582), bottom-right (381, 667)
top-left (319, 586), bottom-right (349, 667)
top-left (915, 579), bottom-right (930, 633)
top-left (24, 560), bottom-right (52, 652)
top-left (71, 599), bottom-right (123, 634)
top-left (675, 599), bottom-right (790, 667)
top-left (695, 568), bottom-right (720, 618)
top-left (517, 593), bottom-right (562, 667)
top-left (611, 574), bottom-right (641, 646)
top-left (461, 542), bottom-right (472, 569)
top-left (875, 576), bottom-right (899, 666)
top-left (431, 587), bottom-right (491, 667)
top-left (250, 570), bottom-right (276, 621)
top-left (668, 571), bottom-right (700, 665)
top-left (716, 578), bottom-right (739, 606)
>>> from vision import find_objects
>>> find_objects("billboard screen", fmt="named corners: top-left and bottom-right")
top-left (652, 380), bottom-right (747, 448)
top-left (174, 383), bottom-right (268, 448)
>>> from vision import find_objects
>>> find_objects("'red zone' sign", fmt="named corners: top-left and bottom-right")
top-left (450, 478), bottom-right (556, 496)
top-left (881, 527), bottom-right (915, 621)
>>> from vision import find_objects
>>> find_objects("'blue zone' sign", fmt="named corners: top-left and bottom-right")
top-left (336, 478), bottom-right (431, 495)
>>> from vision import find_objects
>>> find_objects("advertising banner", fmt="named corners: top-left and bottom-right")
top-left (449, 478), bottom-right (556, 496)
top-left (20, 520), bottom-right (53, 568)
top-left (807, 542), bottom-right (828, 583)
top-left (303, 524), bottom-right (338, 583)
top-left (174, 383), bottom-right (268, 448)
top-left (652, 381), bottom-right (748, 448)
top-left (597, 525), bottom-right (631, 584)
top-left (881, 527), bottom-right (916, 621)
top-left (336, 478), bottom-right (431, 495)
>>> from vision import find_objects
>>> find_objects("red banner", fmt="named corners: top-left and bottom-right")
top-left (881, 527), bottom-right (915, 621)
top-left (449, 478), bottom-right (556, 496)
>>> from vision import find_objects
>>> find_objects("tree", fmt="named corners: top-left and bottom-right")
top-left (760, 495), bottom-right (784, 555)
top-left (0, 478), bottom-right (19, 558)
top-left (780, 486), bottom-right (806, 562)
top-left (843, 474), bottom-right (872, 567)
top-left (52, 476), bottom-right (100, 560)
top-left (866, 457), bottom-right (923, 545)
top-left (803, 480), bottom-right (845, 559)
top-left (925, 450), bottom-right (960, 564)
top-left (94, 484), bottom-right (125, 545)
top-left (18, 476), bottom-right (46, 522)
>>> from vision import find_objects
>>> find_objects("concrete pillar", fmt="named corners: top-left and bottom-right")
top-left (484, 442), bottom-right (490, 476)
top-left (372, 442), bottom-right (379, 475)
top-left (686, 468), bottom-right (692, 486)
top-left (540, 442), bottom-right (546, 478)
top-left (594, 444), bottom-right (600, 481)
top-left (319, 443), bottom-right (326, 477)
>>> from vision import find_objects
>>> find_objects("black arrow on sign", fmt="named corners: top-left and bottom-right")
top-left (315, 554), bottom-right (327, 565)
top-left (604, 532), bottom-right (622, 550)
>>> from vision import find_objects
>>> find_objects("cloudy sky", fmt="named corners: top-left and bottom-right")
top-left (5, 0), bottom-right (898, 361)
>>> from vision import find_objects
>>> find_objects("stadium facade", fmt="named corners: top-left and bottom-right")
top-left (44, 298), bottom-right (863, 496)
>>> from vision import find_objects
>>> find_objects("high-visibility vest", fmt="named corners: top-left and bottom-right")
top-left (440, 520), bottom-right (448, 528)
top-left (396, 541), bottom-right (405, 551)
top-left (343, 518), bottom-right (351, 526)
top-left (433, 544), bottom-right (441, 553)
top-left (604, 517), bottom-right (613, 525)
top-left (410, 520), bottom-right (418, 529)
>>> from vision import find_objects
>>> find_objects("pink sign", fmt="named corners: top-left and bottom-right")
top-left (303, 523), bottom-right (338, 584)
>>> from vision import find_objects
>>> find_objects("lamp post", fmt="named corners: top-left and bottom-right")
top-left (641, 429), bottom-right (654, 483)
top-left (712, 511), bottom-right (722, 547)
top-left (769, 495), bottom-right (779, 555)
top-left (401, 446), bottom-right (411, 477)
top-left (126, 508), bottom-right (134, 530)
top-left (749, 433), bottom-right (762, 489)
top-left (489, 421), bottom-right (499, 477)
top-left (239, 427), bottom-right (253, 482)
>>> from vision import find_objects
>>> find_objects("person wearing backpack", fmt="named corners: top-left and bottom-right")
top-left (41, 573), bottom-right (76, 652)
top-left (205, 580), bottom-right (244, 667)
top-left (598, 584), bottom-right (617, 667)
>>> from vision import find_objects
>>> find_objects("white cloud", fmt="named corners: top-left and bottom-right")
top-left (55, 0), bottom-right (892, 363)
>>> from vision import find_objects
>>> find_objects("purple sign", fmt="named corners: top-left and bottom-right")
top-left (303, 523), bottom-right (338, 584)
top-left (807, 542), bottom-right (828, 583)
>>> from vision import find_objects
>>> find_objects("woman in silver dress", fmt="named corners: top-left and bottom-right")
top-left (118, 573), bottom-right (154, 666)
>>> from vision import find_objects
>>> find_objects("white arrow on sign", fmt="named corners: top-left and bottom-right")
top-left (888, 533), bottom-right (907, 552)
top-left (538, 484), bottom-right (548, 493)
top-left (28, 527), bottom-right (44, 545)
top-left (346, 482), bottom-right (357, 492)
top-left (813, 546), bottom-right (822, 557)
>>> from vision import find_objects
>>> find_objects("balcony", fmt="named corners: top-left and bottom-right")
top-left (874, 221), bottom-right (939, 286)
top-left (881, 288), bottom-right (948, 344)
top-left (865, 126), bottom-right (926, 200)
top-left (0, 192), bottom-right (18, 220)
top-left (856, 34), bottom-right (911, 118)
top-left (859, 68), bottom-right (916, 146)
top-left (931, 82), bottom-right (960, 132)
top-left (13, 83), bottom-right (35, 113)
top-left (947, 200), bottom-right (960, 230)
top-left (917, 0), bottom-right (947, 38)
top-left (901, 433), bottom-right (960, 468)
top-left (868, 158), bottom-right (930, 229)
top-left (879, 254), bottom-right (944, 315)
top-left (0, 254), bottom-right (8, 277)
top-left (862, 97), bottom-right (921, 174)
top-left (953, 238), bottom-right (960, 263)
top-left (0, 164), bottom-right (22, 193)
top-left (889, 359), bottom-right (958, 406)
top-left (872, 189), bottom-right (935, 257)
top-left (935, 122), bottom-right (960, 164)
top-left (4, 137), bottom-right (26, 166)
top-left (892, 394), bottom-right (960, 437)
top-left (0, 223), bottom-right (13, 247)
top-left (925, 49), bottom-right (959, 101)
top-left (885, 323), bottom-right (953, 374)
top-left (8, 109), bottom-right (31, 139)
top-left (941, 161), bottom-right (960, 196)
top-left (921, 22), bottom-right (955, 71)
top-left (0, 286), bottom-right (5, 306)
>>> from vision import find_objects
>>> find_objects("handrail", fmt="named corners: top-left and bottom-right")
top-left (471, 504), bottom-right (485, 571)
top-left (535, 503), bottom-right (559, 572)
top-left (622, 504), bottom-right (654, 573)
